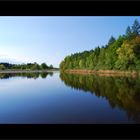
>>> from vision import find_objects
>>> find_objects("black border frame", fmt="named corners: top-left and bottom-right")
top-left (0, 0), bottom-right (140, 139)
top-left (0, 1), bottom-right (139, 16)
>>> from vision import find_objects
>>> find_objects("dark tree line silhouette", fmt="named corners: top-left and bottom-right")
top-left (0, 72), bottom-right (53, 79)
top-left (0, 62), bottom-right (54, 70)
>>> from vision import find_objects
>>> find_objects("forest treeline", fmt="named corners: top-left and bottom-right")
top-left (0, 62), bottom-right (55, 70)
top-left (60, 19), bottom-right (140, 71)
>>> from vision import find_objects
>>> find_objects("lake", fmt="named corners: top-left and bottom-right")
top-left (0, 71), bottom-right (140, 124)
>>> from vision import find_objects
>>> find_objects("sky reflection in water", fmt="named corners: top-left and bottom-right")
top-left (0, 72), bottom-right (139, 123)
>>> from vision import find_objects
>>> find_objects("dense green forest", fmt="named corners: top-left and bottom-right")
top-left (60, 19), bottom-right (140, 71)
top-left (0, 62), bottom-right (55, 70)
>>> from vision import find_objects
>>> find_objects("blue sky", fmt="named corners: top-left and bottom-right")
top-left (0, 16), bottom-right (140, 67)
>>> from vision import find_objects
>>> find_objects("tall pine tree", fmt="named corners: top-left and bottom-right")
top-left (131, 19), bottom-right (140, 36)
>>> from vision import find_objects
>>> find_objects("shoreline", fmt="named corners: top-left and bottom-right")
top-left (64, 69), bottom-right (140, 77)
top-left (0, 69), bottom-right (59, 74)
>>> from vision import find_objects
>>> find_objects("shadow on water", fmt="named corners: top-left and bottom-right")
top-left (60, 72), bottom-right (140, 123)
top-left (0, 72), bottom-right (53, 79)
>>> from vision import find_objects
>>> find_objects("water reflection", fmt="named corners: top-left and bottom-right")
top-left (60, 72), bottom-right (140, 123)
top-left (0, 72), bottom-right (53, 79)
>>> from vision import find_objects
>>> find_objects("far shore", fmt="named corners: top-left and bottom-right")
top-left (64, 69), bottom-right (140, 77)
top-left (0, 69), bottom-right (59, 74)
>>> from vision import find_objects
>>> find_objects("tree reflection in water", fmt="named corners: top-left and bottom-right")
top-left (60, 72), bottom-right (140, 123)
top-left (0, 72), bottom-right (53, 79)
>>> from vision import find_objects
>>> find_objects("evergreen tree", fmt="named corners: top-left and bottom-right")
top-left (132, 19), bottom-right (140, 36)
top-left (108, 36), bottom-right (116, 46)
top-left (125, 26), bottom-right (132, 39)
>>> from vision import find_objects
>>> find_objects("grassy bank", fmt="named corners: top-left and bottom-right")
top-left (0, 69), bottom-right (59, 74)
top-left (64, 69), bottom-right (140, 77)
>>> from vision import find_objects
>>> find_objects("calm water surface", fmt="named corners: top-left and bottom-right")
top-left (0, 71), bottom-right (140, 123)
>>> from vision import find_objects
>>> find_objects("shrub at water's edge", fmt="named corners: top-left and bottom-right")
top-left (60, 19), bottom-right (140, 73)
